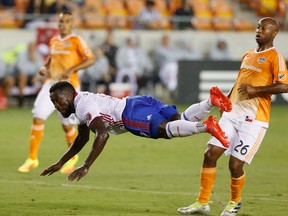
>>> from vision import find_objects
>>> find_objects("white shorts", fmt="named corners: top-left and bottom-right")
top-left (32, 81), bottom-right (78, 125)
top-left (208, 116), bottom-right (267, 165)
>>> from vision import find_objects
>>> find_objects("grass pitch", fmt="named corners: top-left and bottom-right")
top-left (0, 105), bottom-right (287, 216)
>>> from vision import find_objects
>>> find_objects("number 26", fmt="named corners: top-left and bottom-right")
top-left (234, 140), bottom-right (249, 155)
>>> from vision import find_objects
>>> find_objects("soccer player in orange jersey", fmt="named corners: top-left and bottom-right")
top-left (18, 10), bottom-right (95, 174)
top-left (178, 17), bottom-right (288, 216)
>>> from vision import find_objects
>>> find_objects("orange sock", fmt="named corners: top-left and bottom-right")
top-left (198, 167), bottom-right (216, 203)
top-left (29, 123), bottom-right (44, 160)
top-left (230, 172), bottom-right (246, 202)
top-left (65, 127), bottom-right (77, 159)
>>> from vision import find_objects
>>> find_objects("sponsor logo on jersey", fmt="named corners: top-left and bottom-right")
top-left (51, 49), bottom-right (70, 55)
top-left (278, 73), bottom-right (286, 81)
top-left (241, 63), bottom-right (262, 72)
top-left (84, 112), bottom-right (92, 123)
top-left (257, 57), bottom-right (266, 64)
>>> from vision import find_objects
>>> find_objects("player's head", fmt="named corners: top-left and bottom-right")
top-left (58, 10), bottom-right (73, 37)
top-left (50, 81), bottom-right (76, 118)
top-left (255, 17), bottom-right (279, 46)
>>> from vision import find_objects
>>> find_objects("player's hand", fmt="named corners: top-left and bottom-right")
top-left (40, 162), bottom-right (62, 176)
top-left (237, 83), bottom-right (257, 98)
top-left (39, 66), bottom-right (48, 76)
top-left (61, 69), bottom-right (73, 80)
top-left (67, 165), bottom-right (89, 182)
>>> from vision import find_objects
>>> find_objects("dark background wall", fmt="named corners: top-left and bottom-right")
top-left (177, 60), bottom-right (288, 104)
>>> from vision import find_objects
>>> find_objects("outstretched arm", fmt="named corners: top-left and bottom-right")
top-left (67, 117), bottom-right (110, 182)
top-left (238, 82), bottom-right (288, 98)
top-left (40, 123), bottom-right (90, 176)
top-left (62, 58), bottom-right (95, 79)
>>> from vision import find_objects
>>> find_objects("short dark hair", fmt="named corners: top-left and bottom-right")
top-left (146, 0), bottom-right (155, 6)
top-left (60, 9), bottom-right (73, 16)
top-left (50, 81), bottom-right (75, 94)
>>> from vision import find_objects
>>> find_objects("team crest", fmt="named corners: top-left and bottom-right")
top-left (84, 112), bottom-right (92, 122)
top-left (278, 73), bottom-right (287, 81)
top-left (257, 57), bottom-right (266, 64)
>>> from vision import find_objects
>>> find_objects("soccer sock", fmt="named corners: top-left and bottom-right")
top-left (165, 120), bottom-right (206, 138)
top-left (29, 123), bottom-right (44, 160)
top-left (181, 99), bottom-right (213, 122)
top-left (65, 127), bottom-right (77, 160)
top-left (198, 167), bottom-right (216, 203)
top-left (230, 172), bottom-right (246, 202)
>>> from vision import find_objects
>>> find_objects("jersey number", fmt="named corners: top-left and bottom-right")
top-left (234, 140), bottom-right (249, 155)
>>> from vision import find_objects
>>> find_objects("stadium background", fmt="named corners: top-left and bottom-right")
top-left (0, 1), bottom-right (288, 215)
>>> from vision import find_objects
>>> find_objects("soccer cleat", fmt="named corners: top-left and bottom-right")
top-left (177, 200), bottom-right (210, 215)
top-left (220, 201), bottom-right (242, 216)
top-left (60, 154), bottom-right (79, 174)
top-left (203, 115), bottom-right (229, 148)
top-left (210, 87), bottom-right (232, 112)
top-left (18, 158), bottom-right (39, 173)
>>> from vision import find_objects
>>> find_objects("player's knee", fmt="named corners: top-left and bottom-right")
top-left (203, 150), bottom-right (218, 164)
top-left (228, 161), bottom-right (243, 175)
top-left (33, 117), bottom-right (45, 124)
top-left (157, 121), bottom-right (170, 139)
top-left (62, 124), bottom-right (74, 133)
top-left (170, 113), bottom-right (181, 121)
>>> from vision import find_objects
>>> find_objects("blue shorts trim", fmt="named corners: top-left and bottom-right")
top-left (122, 96), bottom-right (178, 138)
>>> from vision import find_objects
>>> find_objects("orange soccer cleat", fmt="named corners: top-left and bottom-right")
top-left (210, 87), bottom-right (232, 112)
top-left (203, 115), bottom-right (229, 148)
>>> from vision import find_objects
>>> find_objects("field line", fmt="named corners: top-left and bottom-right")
top-left (1, 179), bottom-right (288, 202)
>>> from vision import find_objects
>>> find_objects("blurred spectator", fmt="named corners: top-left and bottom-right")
top-left (0, 56), bottom-right (5, 79)
top-left (0, 58), bottom-right (14, 97)
top-left (100, 30), bottom-right (118, 77)
top-left (47, 0), bottom-right (81, 26)
top-left (0, 56), bottom-right (8, 109)
top-left (0, 0), bottom-right (14, 7)
top-left (137, 0), bottom-right (163, 29)
top-left (115, 35), bottom-right (149, 95)
top-left (173, 0), bottom-right (194, 30)
top-left (70, 0), bottom-right (85, 6)
top-left (47, 0), bottom-right (71, 14)
top-left (154, 34), bottom-right (179, 95)
top-left (15, 42), bottom-right (43, 107)
top-left (87, 32), bottom-right (98, 50)
top-left (0, 56), bottom-right (11, 96)
top-left (0, 43), bottom-right (26, 96)
top-left (23, 0), bottom-right (48, 29)
top-left (208, 36), bottom-right (231, 60)
top-left (178, 38), bottom-right (202, 60)
top-left (81, 47), bottom-right (110, 94)
top-left (135, 38), bottom-right (154, 95)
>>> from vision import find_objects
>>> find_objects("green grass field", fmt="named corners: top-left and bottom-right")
top-left (0, 105), bottom-right (287, 216)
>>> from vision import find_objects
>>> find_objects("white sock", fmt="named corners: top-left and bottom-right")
top-left (181, 98), bottom-right (213, 122)
top-left (166, 120), bottom-right (206, 138)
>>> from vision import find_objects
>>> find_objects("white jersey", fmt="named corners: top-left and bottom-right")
top-left (74, 91), bottom-right (127, 134)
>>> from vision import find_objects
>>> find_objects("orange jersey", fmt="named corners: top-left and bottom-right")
top-left (223, 47), bottom-right (288, 127)
top-left (49, 34), bottom-right (94, 88)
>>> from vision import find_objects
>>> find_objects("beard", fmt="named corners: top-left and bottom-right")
top-left (61, 104), bottom-right (74, 118)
